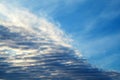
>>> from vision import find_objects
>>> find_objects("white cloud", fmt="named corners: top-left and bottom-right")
top-left (0, 3), bottom-right (72, 46)
top-left (0, 2), bottom-right (82, 68)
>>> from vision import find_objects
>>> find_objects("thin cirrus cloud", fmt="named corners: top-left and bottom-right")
top-left (70, 0), bottom-right (120, 71)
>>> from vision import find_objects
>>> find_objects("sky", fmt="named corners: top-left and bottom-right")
top-left (0, 0), bottom-right (120, 72)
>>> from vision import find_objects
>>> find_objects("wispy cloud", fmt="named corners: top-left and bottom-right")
top-left (68, 0), bottom-right (120, 71)
top-left (0, 2), bottom-right (72, 45)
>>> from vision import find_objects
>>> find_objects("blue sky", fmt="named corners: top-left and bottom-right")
top-left (0, 0), bottom-right (120, 72)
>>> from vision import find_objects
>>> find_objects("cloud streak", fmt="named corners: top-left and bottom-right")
top-left (0, 2), bottom-right (72, 46)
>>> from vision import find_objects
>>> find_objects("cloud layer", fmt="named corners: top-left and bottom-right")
top-left (0, 2), bottom-right (78, 67)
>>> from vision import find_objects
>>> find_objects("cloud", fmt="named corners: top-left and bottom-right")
top-left (0, 2), bottom-right (72, 45)
top-left (0, 1), bottom-right (120, 80)
top-left (0, 2), bottom-right (81, 68)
